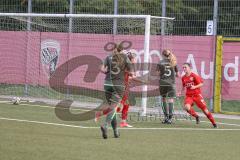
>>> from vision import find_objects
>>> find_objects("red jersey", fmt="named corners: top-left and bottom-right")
top-left (182, 72), bottom-right (203, 96)
top-left (121, 72), bottom-right (130, 103)
top-left (124, 72), bottom-right (129, 86)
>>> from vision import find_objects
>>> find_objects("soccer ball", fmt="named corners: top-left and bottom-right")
top-left (12, 97), bottom-right (21, 105)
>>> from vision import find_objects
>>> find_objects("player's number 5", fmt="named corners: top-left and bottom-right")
top-left (164, 68), bottom-right (171, 77)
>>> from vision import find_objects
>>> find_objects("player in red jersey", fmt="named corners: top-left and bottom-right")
top-left (119, 52), bottom-right (136, 128)
top-left (181, 62), bottom-right (217, 128)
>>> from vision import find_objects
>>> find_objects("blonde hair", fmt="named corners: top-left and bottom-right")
top-left (162, 49), bottom-right (177, 67)
top-left (112, 43), bottom-right (125, 70)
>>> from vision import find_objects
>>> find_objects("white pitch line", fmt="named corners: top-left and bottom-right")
top-left (0, 101), bottom-right (91, 112)
top-left (177, 118), bottom-right (240, 127)
top-left (199, 120), bottom-right (240, 127)
top-left (1, 117), bottom-right (240, 131)
top-left (0, 101), bottom-right (11, 103)
top-left (1, 101), bottom-right (240, 128)
top-left (0, 117), bottom-right (97, 129)
top-left (119, 127), bottom-right (240, 131)
top-left (0, 101), bottom-right (122, 115)
top-left (119, 116), bottom-right (240, 128)
top-left (216, 122), bottom-right (240, 127)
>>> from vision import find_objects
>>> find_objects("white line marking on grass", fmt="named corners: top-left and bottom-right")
top-left (216, 122), bottom-right (240, 127)
top-left (1, 117), bottom-right (240, 131)
top-left (0, 101), bottom-right (123, 115)
top-left (0, 101), bottom-right (11, 103)
top-left (120, 128), bottom-right (240, 131)
top-left (200, 120), bottom-right (240, 127)
top-left (0, 101), bottom-right (91, 112)
top-left (177, 118), bottom-right (240, 127)
top-left (0, 117), bottom-right (97, 129)
top-left (1, 101), bottom-right (240, 129)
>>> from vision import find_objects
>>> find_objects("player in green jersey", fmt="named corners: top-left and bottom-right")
top-left (156, 49), bottom-right (180, 124)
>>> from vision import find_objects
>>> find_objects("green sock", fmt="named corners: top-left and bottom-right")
top-left (111, 115), bottom-right (117, 131)
top-left (168, 102), bottom-right (174, 119)
top-left (104, 113), bottom-right (112, 129)
top-left (162, 101), bottom-right (168, 118)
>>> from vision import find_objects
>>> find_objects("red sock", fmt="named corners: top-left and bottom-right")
top-left (202, 110), bottom-right (216, 125)
top-left (187, 108), bottom-right (198, 118)
top-left (198, 103), bottom-right (216, 125)
top-left (121, 104), bottom-right (129, 120)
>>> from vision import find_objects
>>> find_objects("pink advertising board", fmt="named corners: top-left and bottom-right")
top-left (0, 31), bottom-right (229, 99)
top-left (221, 42), bottom-right (240, 100)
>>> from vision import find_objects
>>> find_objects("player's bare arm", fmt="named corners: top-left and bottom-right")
top-left (128, 72), bottom-right (147, 84)
top-left (190, 83), bottom-right (203, 90)
top-left (100, 64), bottom-right (108, 74)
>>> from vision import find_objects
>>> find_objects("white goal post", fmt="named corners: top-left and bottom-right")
top-left (0, 13), bottom-right (175, 116)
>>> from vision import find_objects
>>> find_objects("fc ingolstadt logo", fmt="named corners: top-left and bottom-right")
top-left (41, 40), bottom-right (60, 78)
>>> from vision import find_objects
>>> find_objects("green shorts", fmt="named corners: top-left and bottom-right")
top-left (104, 83), bottom-right (125, 104)
top-left (159, 80), bottom-right (176, 98)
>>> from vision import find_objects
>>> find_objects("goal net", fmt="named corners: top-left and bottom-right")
top-left (0, 13), bottom-right (187, 120)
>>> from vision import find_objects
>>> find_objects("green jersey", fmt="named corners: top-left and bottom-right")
top-left (103, 53), bottom-right (132, 85)
top-left (157, 58), bottom-right (178, 84)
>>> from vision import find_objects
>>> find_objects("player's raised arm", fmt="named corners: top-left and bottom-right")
top-left (100, 58), bottom-right (108, 74)
top-left (174, 65), bottom-right (181, 77)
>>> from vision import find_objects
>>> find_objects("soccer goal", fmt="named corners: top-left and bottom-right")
top-left (0, 13), bottom-right (187, 120)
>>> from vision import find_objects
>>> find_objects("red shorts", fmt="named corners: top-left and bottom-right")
top-left (184, 94), bottom-right (207, 110)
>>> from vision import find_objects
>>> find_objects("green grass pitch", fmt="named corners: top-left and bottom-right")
top-left (0, 101), bottom-right (240, 160)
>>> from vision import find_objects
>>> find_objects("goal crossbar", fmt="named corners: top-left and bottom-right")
top-left (0, 13), bottom-right (175, 20)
